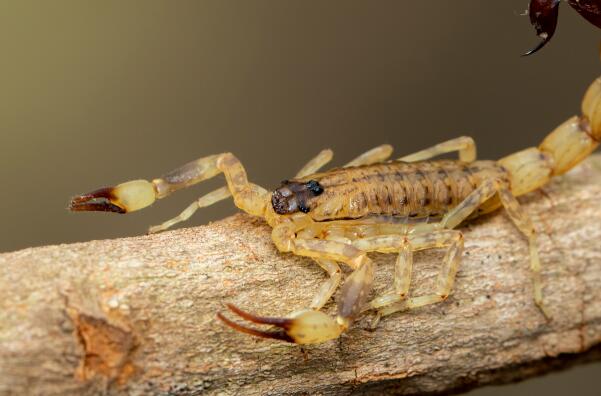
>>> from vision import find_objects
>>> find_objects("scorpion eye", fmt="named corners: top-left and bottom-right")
top-left (298, 202), bottom-right (310, 213)
top-left (306, 180), bottom-right (324, 196)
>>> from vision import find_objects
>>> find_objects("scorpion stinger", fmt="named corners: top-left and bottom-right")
top-left (524, 0), bottom-right (601, 55)
top-left (524, 0), bottom-right (560, 56)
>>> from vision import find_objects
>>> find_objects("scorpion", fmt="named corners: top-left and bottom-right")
top-left (69, 75), bottom-right (601, 345)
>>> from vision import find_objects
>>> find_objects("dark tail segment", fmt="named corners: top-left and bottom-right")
top-left (524, 0), bottom-right (601, 56)
top-left (524, 0), bottom-right (560, 56)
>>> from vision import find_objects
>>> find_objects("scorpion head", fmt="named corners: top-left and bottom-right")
top-left (271, 180), bottom-right (324, 215)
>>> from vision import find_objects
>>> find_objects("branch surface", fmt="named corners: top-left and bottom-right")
top-left (2, 156), bottom-right (601, 395)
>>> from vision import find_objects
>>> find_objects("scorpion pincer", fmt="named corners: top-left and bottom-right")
top-left (70, 75), bottom-right (601, 345)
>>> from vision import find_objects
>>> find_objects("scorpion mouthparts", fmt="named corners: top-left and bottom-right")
top-left (216, 304), bottom-right (295, 343)
top-left (69, 187), bottom-right (126, 213)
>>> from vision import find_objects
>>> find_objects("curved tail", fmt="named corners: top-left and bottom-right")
top-left (499, 77), bottom-right (601, 196)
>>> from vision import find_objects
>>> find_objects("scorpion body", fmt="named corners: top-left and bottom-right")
top-left (70, 76), bottom-right (601, 345)
top-left (283, 160), bottom-right (509, 221)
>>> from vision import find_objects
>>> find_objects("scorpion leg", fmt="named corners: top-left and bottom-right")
top-left (352, 235), bottom-right (413, 309)
top-left (356, 231), bottom-right (464, 319)
top-left (438, 178), bottom-right (549, 318)
top-left (497, 188), bottom-right (549, 318)
top-left (70, 153), bottom-right (269, 231)
top-left (398, 136), bottom-right (476, 163)
top-left (219, 224), bottom-right (375, 344)
top-left (295, 149), bottom-right (334, 178)
top-left (298, 144), bottom-right (394, 179)
top-left (298, 218), bottom-right (418, 311)
top-left (148, 186), bottom-right (230, 234)
top-left (294, 145), bottom-right (393, 309)
top-left (150, 146), bottom-right (335, 234)
top-left (344, 144), bottom-right (394, 167)
top-left (294, 225), bottom-right (344, 311)
top-left (309, 259), bottom-right (343, 310)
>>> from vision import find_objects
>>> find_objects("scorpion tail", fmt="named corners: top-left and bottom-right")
top-left (537, 76), bottom-right (601, 176)
top-left (523, 0), bottom-right (560, 56)
top-left (499, 76), bottom-right (601, 196)
top-left (217, 304), bottom-right (345, 345)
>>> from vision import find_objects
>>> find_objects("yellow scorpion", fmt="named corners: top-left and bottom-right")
top-left (70, 75), bottom-right (601, 345)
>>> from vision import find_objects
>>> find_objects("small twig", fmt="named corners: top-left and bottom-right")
top-left (1, 156), bottom-right (601, 395)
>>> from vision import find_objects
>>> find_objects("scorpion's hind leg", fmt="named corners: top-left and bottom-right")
top-left (398, 136), bottom-right (476, 163)
top-left (439, 178), bottom-right (550, 318)
top-left (69, 153), bottom-right (269, 232)
top-left (497, 188), bottom-right (550, 318)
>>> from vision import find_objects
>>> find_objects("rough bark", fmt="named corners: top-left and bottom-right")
top-left (2, 156), bottom-right (601, 396)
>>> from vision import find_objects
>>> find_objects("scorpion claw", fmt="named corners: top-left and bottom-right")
top-left (217, 304), bottom-right (294, 342)
top-left (217, 303), bottom-right (345, 345)
top-left (69, 180), bottom-right (157, 213)
top-left (69, 187), bottom-right (127, 213)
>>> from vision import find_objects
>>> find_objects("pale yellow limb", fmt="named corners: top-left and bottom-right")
top-left (296, 218), bottom-right (411, 311)
top-left (148, 187), bottom-right (231, 234)
top-left (277, 221), bottom-right (375, 313)
top-left (398, 136), bottom-right (476, 163)
top-left (153, 148), bottom-right (336, 233)
top-left (70, 153), bottom-right (269, 227)
top-left (438, 177), bottom-right (549, 317)
top-left (220, 221), bottom-right (376, 345)
top-left (376, 230), bottom-right (464, 317)
top-left (352, 235), bottom-right (413, 309)
top-left (297, 218), bottom-right (438, 310)
top-left (497, 188), bottom-right (549, 318)
top-left (439, 178), bottom-right (500, 230)
top-left (309, 259), bottom-right (342, 310)
top-left (344, 144), bottom-right (394, 167)
top-left (295, 149), bottom-right (334, 178)
top-left (350, 231), bottom-right (463, 316)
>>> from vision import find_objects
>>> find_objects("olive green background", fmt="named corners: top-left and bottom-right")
top-left (0, 1), bottom-right (599, 394)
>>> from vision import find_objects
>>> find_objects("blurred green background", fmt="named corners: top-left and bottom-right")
top-left (0, 1), bottom-right (599, 394)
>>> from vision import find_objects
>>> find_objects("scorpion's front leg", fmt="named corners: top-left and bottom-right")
top-left (219, 221), bottom-right (374, 344)
top-left (69, 153), bottom-right (269, 231)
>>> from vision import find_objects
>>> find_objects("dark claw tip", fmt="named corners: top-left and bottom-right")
top-left (68, 187), bottom-right (126, 213)
top-left (225, 303), bottom-right (293, 328)
top-left (217, 304), bottom-right (296, 343)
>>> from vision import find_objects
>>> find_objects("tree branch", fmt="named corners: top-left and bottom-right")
top-left (2, 156), bottom-right (601, 395)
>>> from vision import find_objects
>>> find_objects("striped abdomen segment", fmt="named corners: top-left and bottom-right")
top-left (298, 160), bottom-right (506, 221)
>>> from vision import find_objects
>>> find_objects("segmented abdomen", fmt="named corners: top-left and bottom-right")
top-left (299, 160), bottom-right (507, 221)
